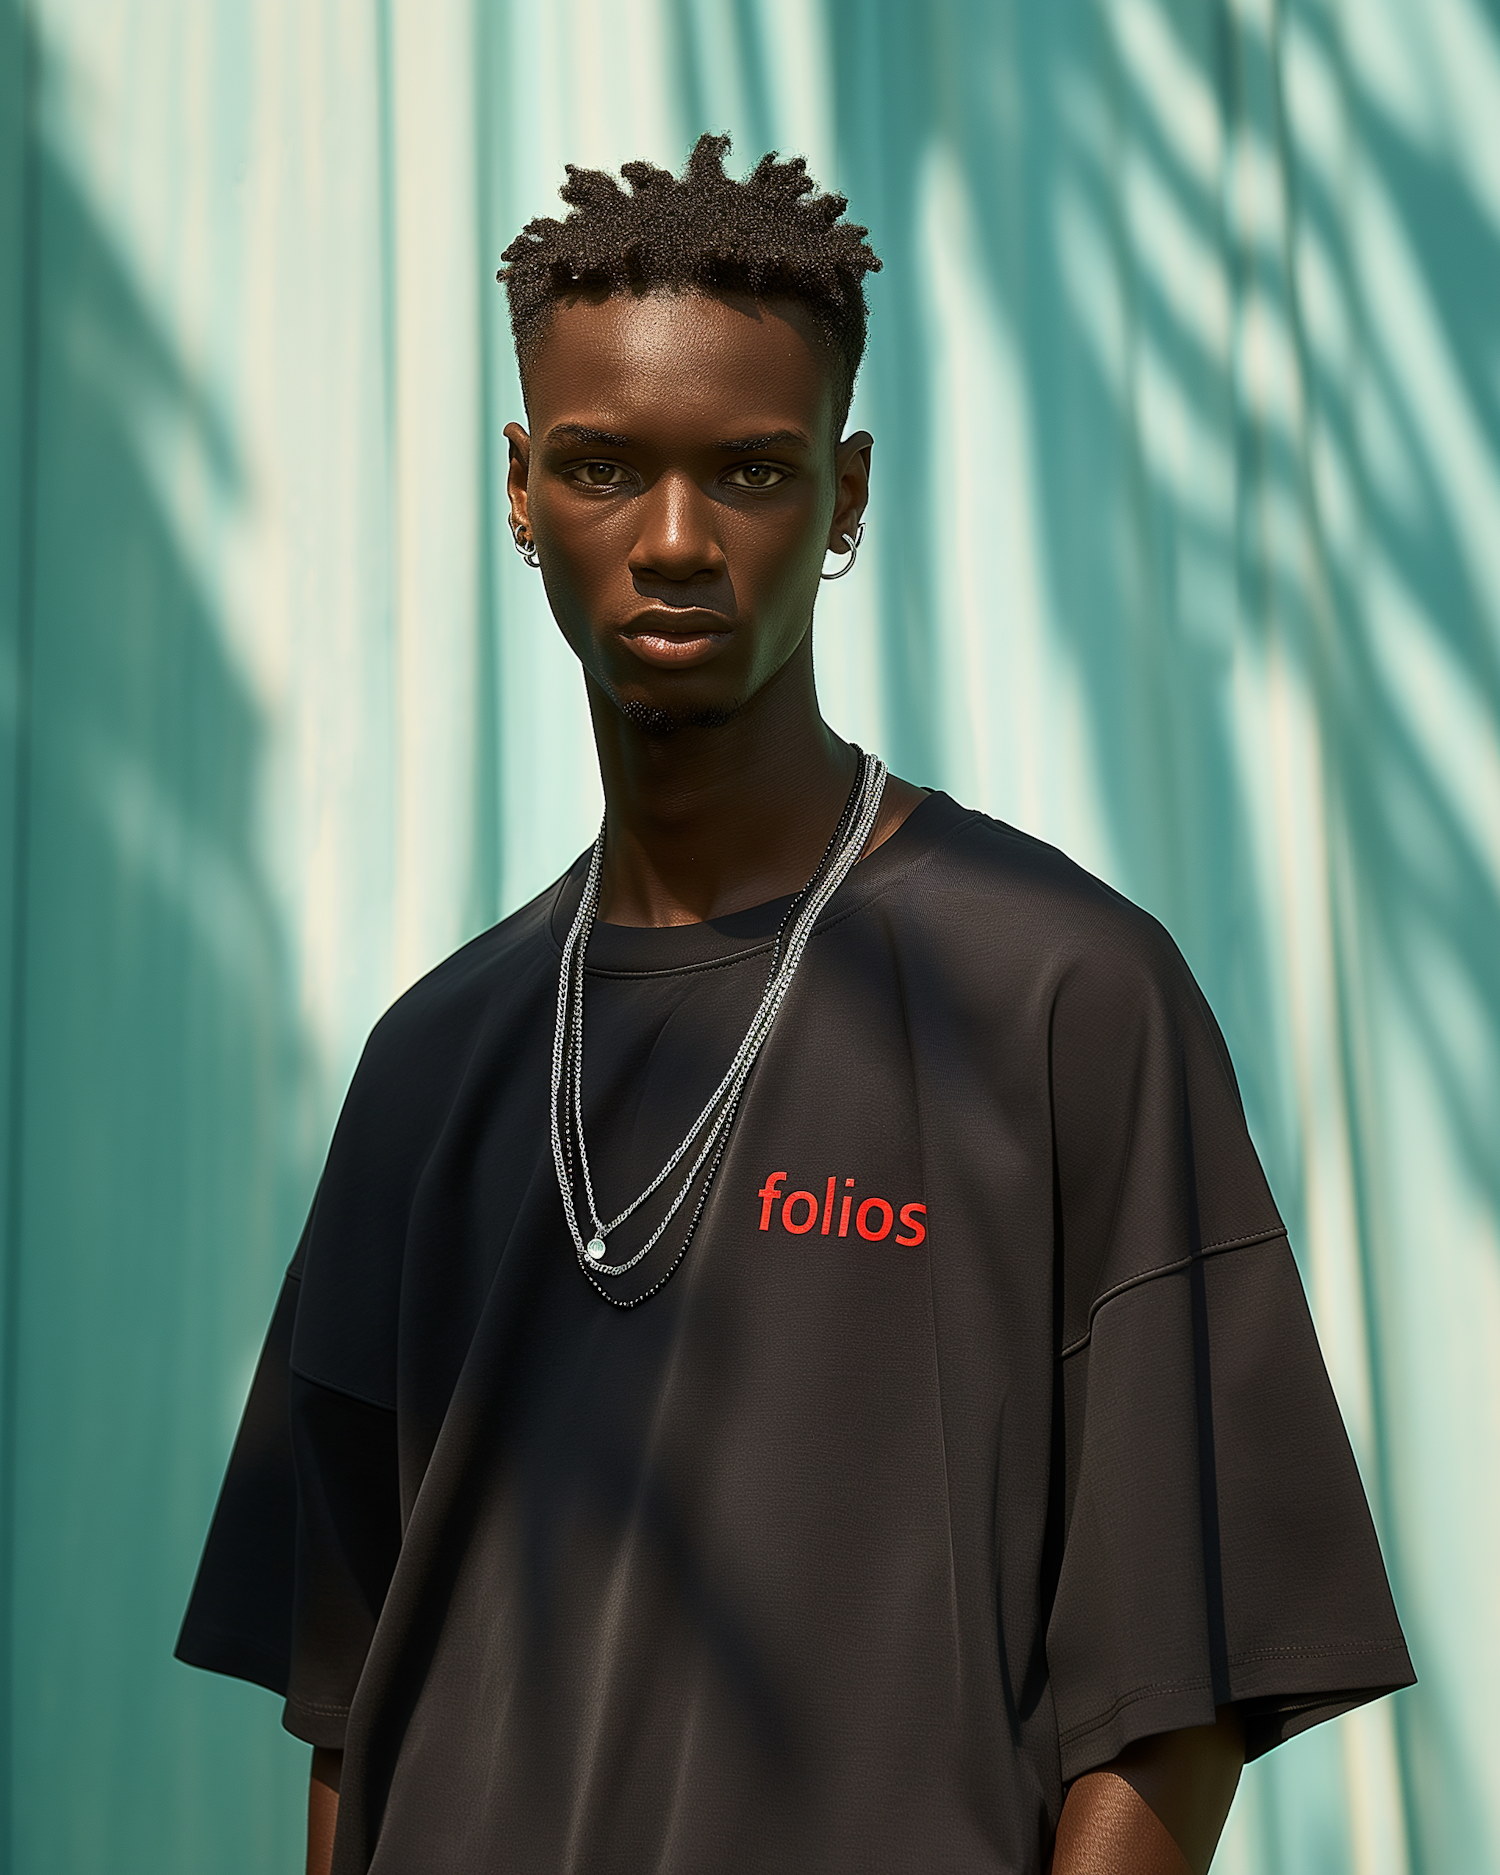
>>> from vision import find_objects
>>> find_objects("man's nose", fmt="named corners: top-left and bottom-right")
top-left (629, 472), bottom-right (725, 583)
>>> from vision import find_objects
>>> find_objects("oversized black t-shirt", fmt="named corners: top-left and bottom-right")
top-left (178, 794), bottom-right (1413, 1874)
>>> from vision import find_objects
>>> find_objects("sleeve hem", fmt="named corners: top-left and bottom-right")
top-left (281, 1694), bottom-right (352, 1751)
top-left (1241, 1684), bottom-right (1412, 1760)
top-left (174, 1618), bottom-right (290, 1700)
top-left (1231, 1638), bottom-right (1416, 1759)
top-left (1059, 1678), bottom-right (1218, 1782)
top-left (1057, 1640), bottom-right (1417, 1782)
top-left (1228, 1636), bottom-right (1413, 1678)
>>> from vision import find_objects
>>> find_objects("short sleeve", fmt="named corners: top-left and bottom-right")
top-left (175, 1245), bottom-right (401, 1749)
top-left (1045, 918), bottom-right (1414, 1781)
top-left (174, 1267), bottom-right (302, 1698)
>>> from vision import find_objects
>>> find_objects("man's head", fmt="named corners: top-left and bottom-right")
top-left (499, 138), bottom-right (880, 737)
top-left (499, 132), bottom-right (880, 435)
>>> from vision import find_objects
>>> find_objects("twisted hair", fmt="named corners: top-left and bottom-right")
top-left (499, 133), bottom-right (881, 427)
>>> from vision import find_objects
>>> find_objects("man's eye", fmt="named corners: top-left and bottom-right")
top-left (572, 462), bottom-right (629, 487)
top-left (725, 463), bottom-right (788, 489)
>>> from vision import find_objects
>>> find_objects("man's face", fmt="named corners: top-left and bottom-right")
top-left (505, 291), bottom-right (870, 731)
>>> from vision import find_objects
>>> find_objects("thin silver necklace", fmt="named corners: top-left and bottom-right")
top-left (551, 750), bottom-right (888, 1307)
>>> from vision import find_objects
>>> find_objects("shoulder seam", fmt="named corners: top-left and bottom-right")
top-left (287, 1361), bottom-right (397, 1415)
top-left (1059, 1227), bottom-right (1288, 1360)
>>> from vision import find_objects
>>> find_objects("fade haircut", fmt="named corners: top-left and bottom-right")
top-left (498, 133), bottom-right (882, 431)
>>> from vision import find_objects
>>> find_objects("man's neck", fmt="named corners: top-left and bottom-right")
top-left (587, 644), bottom-right (859, 928)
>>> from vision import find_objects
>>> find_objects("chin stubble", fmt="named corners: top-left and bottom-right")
top-left (620, 698), bottom-right (742, 734)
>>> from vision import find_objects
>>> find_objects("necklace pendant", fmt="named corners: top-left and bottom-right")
top-left (585, 1236), bottom-right (607, 1263)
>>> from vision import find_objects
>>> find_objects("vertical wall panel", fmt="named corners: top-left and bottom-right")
top-left (8, 1), bottom-right (307, 1865)
top-left (0, 0), bottom-right (31, 1847)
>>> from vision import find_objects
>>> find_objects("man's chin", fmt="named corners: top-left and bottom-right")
top-left (618, 696), bottom-right (742, 735)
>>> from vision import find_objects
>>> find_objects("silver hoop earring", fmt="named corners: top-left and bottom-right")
top-left (510, 520), bottom-right (541, 569)
top-left (820, 519), bottom-right (865, 581)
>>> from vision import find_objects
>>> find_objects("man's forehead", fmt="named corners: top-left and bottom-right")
top-left (523, 289), bottom-right (837, 432)
top-left (542, 285), bottom-right (824, 350)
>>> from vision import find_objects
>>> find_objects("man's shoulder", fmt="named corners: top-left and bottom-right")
top-left (892, 802), bottom-right (1183, 988)
top-left (897, 804), bottom-right (1239, 1124)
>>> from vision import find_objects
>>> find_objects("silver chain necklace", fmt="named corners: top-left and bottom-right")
top-left (551, 750), bottom-right (889, 1307)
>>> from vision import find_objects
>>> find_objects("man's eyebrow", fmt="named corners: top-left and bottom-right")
top-left (544, 424), bottom-right (634, 448)
top-left (716, 430), bottom-right (811, 452)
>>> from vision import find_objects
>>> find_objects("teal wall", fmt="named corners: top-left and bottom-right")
top-left (2, 1), bottom-right (1496, 1870)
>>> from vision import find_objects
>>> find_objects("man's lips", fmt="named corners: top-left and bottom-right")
top-left (619, 612), bottom-right (733, 667)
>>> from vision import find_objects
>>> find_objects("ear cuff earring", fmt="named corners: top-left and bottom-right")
top-left (510, 520), bottom-right (541, 569)
top-left (820, 520), bottom-right (865, 581)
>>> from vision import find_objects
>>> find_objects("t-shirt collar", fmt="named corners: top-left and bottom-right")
top-left (548, 790), bottom-right (974, 976)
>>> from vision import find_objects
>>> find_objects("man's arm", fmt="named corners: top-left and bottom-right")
top-left (308, 1749), bottom-right (342, 1875)
top-left (1050, 1709), bottom-right (1244, 1875)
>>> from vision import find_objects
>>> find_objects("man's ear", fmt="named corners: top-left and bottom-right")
top-left (504, 421), bottom-right (532, 533)
top-left (829, 430), bottom-right (873, 553)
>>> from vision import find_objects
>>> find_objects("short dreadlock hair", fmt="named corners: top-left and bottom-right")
top-left (498, 133), bottom-right (881, 431)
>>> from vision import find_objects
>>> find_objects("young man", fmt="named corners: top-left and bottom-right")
top-left (179, 137), bottom-right (1413, 1875)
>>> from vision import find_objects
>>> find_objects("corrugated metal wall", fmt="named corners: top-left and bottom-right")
top-left (1, 2), bottom-right (1495, 1869)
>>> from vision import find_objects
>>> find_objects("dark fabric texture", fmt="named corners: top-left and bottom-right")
top-left (176, 1262), bottom-right (302, 1699)
top-left (176, 793), bottom-right (1413, 1874)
